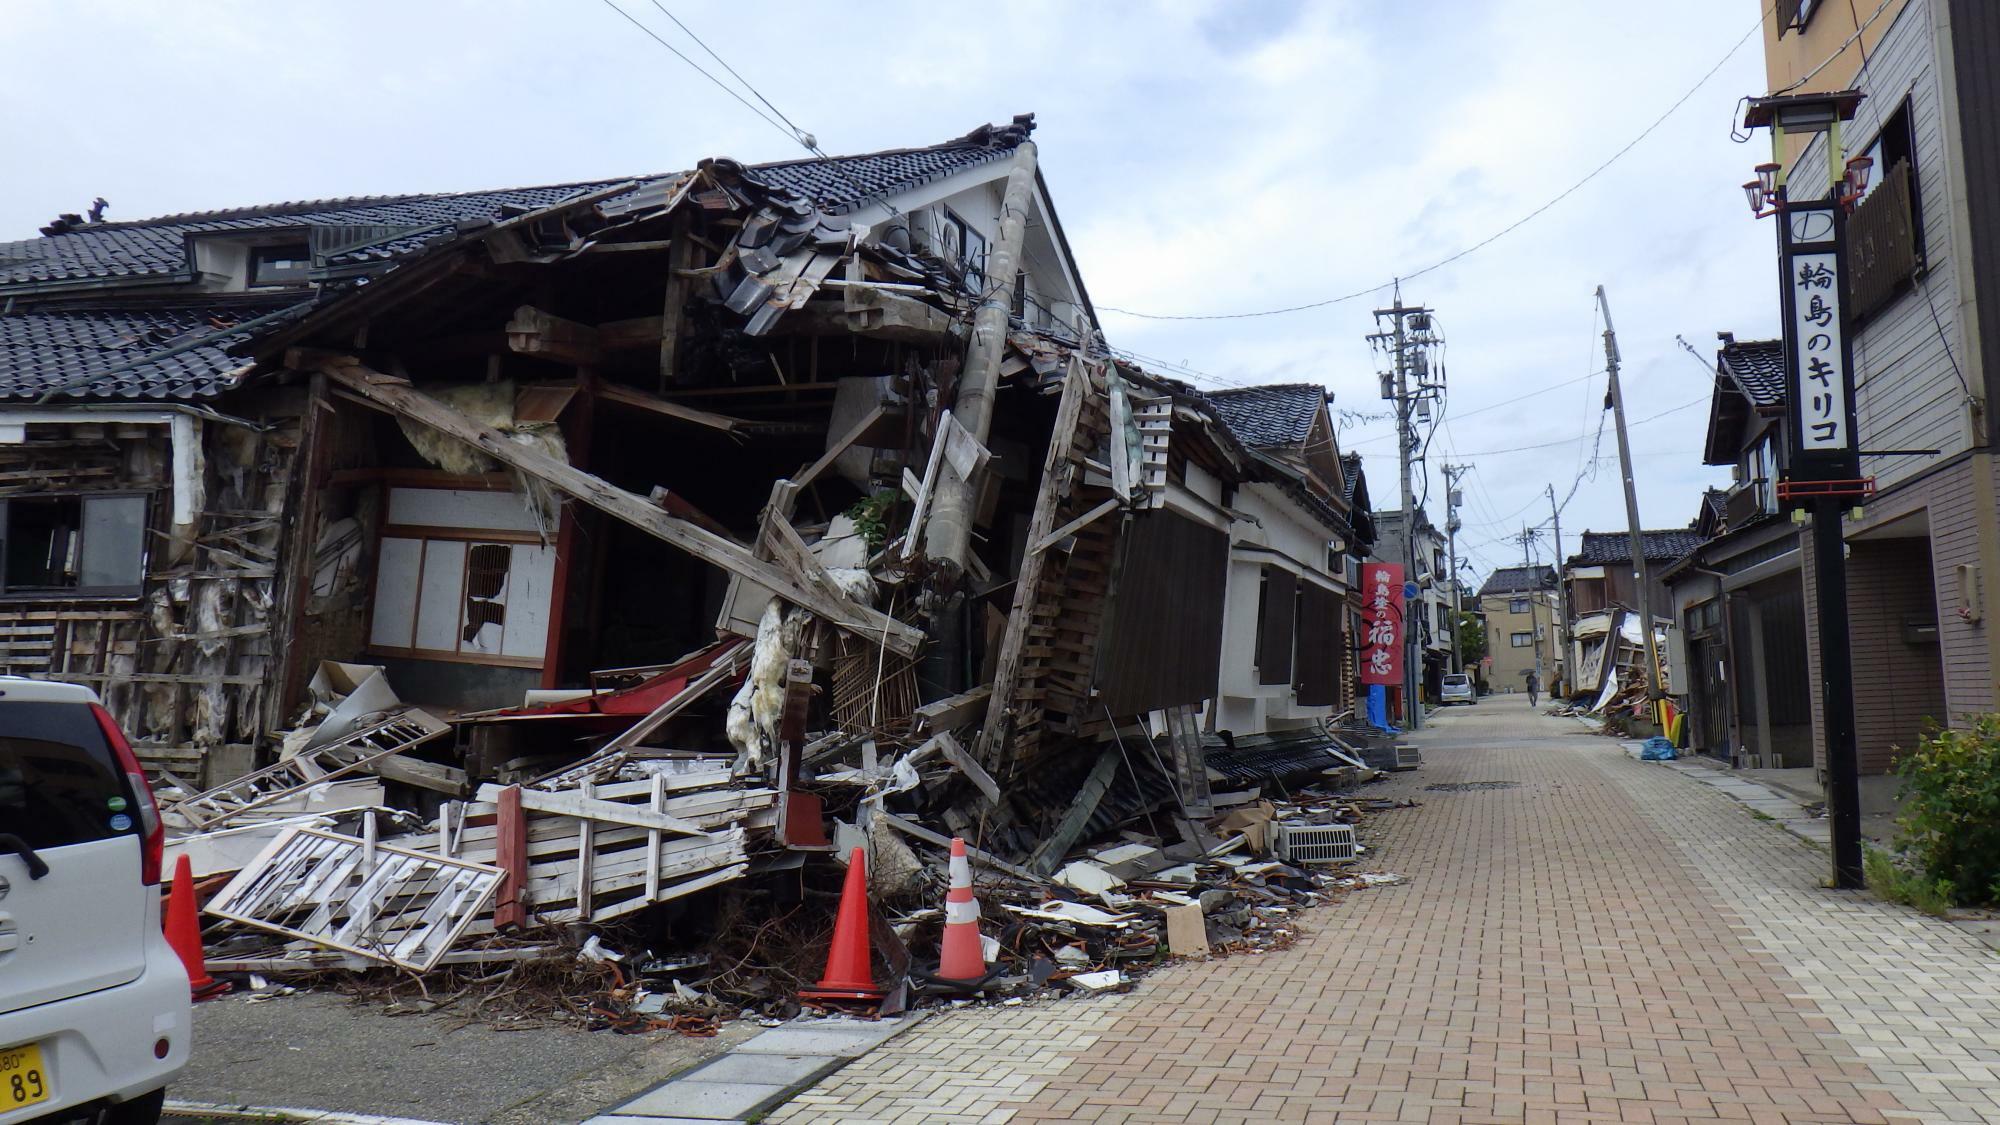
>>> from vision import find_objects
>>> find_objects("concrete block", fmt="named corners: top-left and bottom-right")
top-left (618, 1079), bottom-right (791, 1119)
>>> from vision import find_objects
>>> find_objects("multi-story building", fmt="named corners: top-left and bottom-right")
top-left (1738, 0), bottom-right (2000, 776)
top-left (1477, 565), bottom-right (1561, 694)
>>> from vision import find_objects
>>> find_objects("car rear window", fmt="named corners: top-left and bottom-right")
top-left (0, 700), bottom-right (139, 851)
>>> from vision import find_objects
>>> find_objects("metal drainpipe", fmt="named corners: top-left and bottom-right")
top-left (925, 141), bottom-right (1038, 571)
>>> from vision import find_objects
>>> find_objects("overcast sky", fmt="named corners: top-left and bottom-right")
top-left (1, 0), bottom-right (1778, 582)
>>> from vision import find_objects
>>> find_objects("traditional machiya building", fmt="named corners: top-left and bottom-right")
top-left (1201, 384), bottom-right (1368, 735)
top-left (0, 117), bottom-right (1293, 844)
top-left (1747, 0), bottom-right (2000, 775)
top-left (1476, 565), bottom-right (1560, 695)
top-left (1661, 337), bottom-right (1814, 768)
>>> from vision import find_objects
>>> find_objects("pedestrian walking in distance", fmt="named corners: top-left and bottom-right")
top-left (1526, 669), bottom-right (1540, 708)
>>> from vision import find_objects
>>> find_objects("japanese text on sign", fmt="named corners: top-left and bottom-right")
top-left (1790, 251), bottom-right (1849, 452)
top-left (1359, 563), bottom-right (1404, 686)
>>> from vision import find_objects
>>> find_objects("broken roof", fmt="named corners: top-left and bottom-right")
top-left (1477, 565), bottom-right (1556, 598)
top-left (1203, 384), bottom-right (1328, 449)
top-left (0, 182), bottom-right (626, 293)
top-left (1569, 529), bottom-right (1705, 566)
top-left (0, 120), bottom-right (1041, 401)
top-left (1, 120), bottom-right (1036, 295)
top-left (0, 300), bottom-right (303, 400)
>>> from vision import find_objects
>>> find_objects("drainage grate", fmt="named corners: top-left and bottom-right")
top-left (1423, 781), bottom-right (1519, 792)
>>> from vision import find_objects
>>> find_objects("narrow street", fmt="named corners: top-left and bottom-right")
top-left (772, 697), bottom-right (2000, 1124)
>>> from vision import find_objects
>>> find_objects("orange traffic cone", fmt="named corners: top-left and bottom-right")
top-left (164, 854), bottom-right (228, 999)
top-left (799, 847), bottom-right (884, 1002)
top-left (937, 837), bottom-right (986, 982)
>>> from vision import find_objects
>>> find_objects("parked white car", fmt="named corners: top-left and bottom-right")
top-left (1440, 673), bottom-right (1476, 705)
top-left (0, 679), bottom-right (187, 1125)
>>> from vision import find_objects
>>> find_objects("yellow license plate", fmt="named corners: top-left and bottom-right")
top-left (0, 1043), bottom-right (49, 1110)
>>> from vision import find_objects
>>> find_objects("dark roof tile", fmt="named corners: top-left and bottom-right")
top-left (1203, 384), bottom-right (1326, 449)
top-left (0, 302), bottom-right (303, 400)
top-left (1571, 529), bottom-right (1706, 566)
top-left (1719, 338), bottom-right (1785, 407)
top-left (1477, 565), bottom-right (1556, 597)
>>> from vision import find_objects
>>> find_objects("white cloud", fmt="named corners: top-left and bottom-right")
top-left (0, 0), bottom-right (1770, 577)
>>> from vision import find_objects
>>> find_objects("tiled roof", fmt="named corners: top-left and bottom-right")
top-left (2, 121), bottom-right (1034, 293)
top-left (750, 127), bottom-right (1026, 215)
top-left (1477, 565), bottom-right (1556, 597)
top-left (1703, 488), bottom-right (1729, 523)
top-left (0, 182), bottom-right (626, 291)
top-left (1340, 453), bottom-right (1363, 506)
top-left (1572, 529), bottom-right (1706, 565)
top-left (0, 301), bottom-right (304, 400)
top-left (1718, 337), bottom-right (1785, 407)
top-left (1203, 384), bottom-right (1327, 449)
top-left (0, 120), bottom-right (1036, 400)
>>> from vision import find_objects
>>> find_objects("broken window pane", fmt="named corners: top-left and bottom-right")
top-left (80, 495), bottom-right (146, 590)
top-left (461, 543), bottom-right (510, 648)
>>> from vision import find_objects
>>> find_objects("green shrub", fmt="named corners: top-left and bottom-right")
top-left (1893, 714), bottom-right (2000, 908)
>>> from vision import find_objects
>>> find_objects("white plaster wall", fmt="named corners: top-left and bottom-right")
top-left (1213, 482), bottom-right (1341, 734)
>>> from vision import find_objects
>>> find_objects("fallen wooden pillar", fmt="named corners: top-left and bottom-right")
top-left (312, 355), bottom-right (922, 657)
top-left (975, 358), bottom-right (1094, 768)
top-left (494, 785), bottom-right (528, 930)
top-left (913, 685), bottom-right (992, 734)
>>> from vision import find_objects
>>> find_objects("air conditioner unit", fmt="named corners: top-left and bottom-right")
top-left (1393, 746), bottom-right (1423, 770)
top-left (1271, 821), bottom-right (1357, 865)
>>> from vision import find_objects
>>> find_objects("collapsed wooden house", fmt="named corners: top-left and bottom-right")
top-left (0, 117), bottom-right (1376, 903)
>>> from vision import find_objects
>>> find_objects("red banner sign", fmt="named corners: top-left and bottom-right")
top-left (1360, 563), bottom-right (1405, 686)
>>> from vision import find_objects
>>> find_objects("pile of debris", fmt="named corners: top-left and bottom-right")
top-left (158, 655), bottom-right (1414, 1024)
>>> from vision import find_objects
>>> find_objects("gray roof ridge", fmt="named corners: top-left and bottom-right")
top-left (31, 176), bottom-right (654, 235)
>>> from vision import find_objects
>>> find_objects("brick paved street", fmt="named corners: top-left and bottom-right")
top-left (771, 697), bottom-right (2000, 1123)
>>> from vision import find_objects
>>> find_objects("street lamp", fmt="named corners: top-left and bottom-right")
top-left (1739, 87), bottom-right (1870, 890)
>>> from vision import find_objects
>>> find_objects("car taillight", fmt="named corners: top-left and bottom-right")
top-left (92, 703), bottom-right (162, 886)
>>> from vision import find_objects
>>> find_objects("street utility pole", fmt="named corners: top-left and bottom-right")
top-left (1519, 528), bottom-right (1543, 688)
top-left (1547, 483), bottom-right (1567, 694)
top-left (1595, 285), bottom-right (1663, 722)
top-left (1444, 464), bottom-right (1470, 674)
top-left (1371, 285), bottom-right (1439, 729)
top-left (927, 141), bottom-right (1038, 572)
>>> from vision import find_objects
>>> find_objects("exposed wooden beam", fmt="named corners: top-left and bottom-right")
top-left (1030, 496), bottom-right (1120, 556)
top-left (597, 380), bottom-right (745, 434)
top-left (506, 305), bottom-right (601, 366)
top-left (312, 355), bottom-right (924, 657)
top-left (659, 212), bottom-right (696, 390)
top-left (975, 359), bottom-right (1093, 768)
top-left (789, 404), bottom-right (888, 496)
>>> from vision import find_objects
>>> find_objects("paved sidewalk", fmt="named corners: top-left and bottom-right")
top-left (769, 696), bottom-right (2000, 1123)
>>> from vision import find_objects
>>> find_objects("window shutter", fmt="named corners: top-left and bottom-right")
top-left (1257, 567), bottom-right (1297, 686)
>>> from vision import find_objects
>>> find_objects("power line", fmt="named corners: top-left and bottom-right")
top-left (595, 0), bottom-right (903, 222)
top-left (1446, 394), bottom-right (1709, 458)
top-left (1342, 367), bottom-right (1608, 449)
top-left (591, 0), bottom-right (794, 142)
top-left (642, 0), bottom-right (816, 148)
top-left (1095, 10), bottom-right (1769, 322)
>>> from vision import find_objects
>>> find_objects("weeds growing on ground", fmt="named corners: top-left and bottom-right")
top-left (1864, 846), bottom-right (1956, 916)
